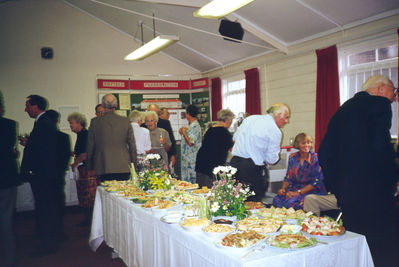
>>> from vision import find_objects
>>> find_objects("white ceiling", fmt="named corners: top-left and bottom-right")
top-left (64, 0), bottom-right (399, 73)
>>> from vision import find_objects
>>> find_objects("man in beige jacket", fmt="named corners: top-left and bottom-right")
top-left (87, 94), bottom-right (137, 181)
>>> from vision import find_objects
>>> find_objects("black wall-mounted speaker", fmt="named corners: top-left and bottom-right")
top-left (41, 47), bottom-right (53, 59)
top-left (218, 19), bottom-right (244, 43)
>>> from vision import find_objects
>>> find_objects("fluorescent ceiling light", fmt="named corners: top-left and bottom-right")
top-left (124, 35), bottom-right (180, 61)
top-left (194, 0), bottom-right (255, 19)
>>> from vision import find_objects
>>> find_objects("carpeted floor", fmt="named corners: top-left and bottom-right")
top-left (13, 206), bottom-right (126, 267)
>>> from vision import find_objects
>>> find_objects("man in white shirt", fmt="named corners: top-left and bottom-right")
top-left (129, 110), bottom-right (151, 155)
top-left (231, 103), bottom-right (290, 202)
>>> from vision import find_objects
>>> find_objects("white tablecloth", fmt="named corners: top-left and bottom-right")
top-left (89, 187), bottom-right (374, 267)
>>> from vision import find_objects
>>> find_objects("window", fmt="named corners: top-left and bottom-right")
top-left (339, 34), bottom-right (398, 137)
top-left (222, 74), bottom-right (246, 125)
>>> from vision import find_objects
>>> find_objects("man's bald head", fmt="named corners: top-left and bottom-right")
top-left (148, 104), bottom-right (161, 115)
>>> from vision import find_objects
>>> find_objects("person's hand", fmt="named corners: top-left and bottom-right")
top-left (170, 155), bottom-right (176, 167)
top-left (285, 190), bottom-right (300, 199)
top-left (179, 127), bottom-right (187, 135)
top-left (18, 135), bottom-right (28, 147)
top-left (159, 137), bottom-right (166, 145)
top-left (277, 188), bottom-right (286, 196)
top-left (71, 162), bottom-right (79, 170)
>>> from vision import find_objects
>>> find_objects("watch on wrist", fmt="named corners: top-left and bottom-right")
top-left (297, 189), bottom-right (302, 194)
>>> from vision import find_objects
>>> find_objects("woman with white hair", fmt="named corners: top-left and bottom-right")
top-left (195, 109), bottom-right (235, 188)
top-left (145, 111), bottom-right (172, 166)
top-left (129, 110), bottom-right (151, 155)
top-left (68, 112), bottom-right (98, 226)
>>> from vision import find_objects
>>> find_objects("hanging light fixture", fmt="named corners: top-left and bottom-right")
top-left (124, 35), bottom-right (180, 60)
top-left (193, 0), bottom-right (255, 19)
top-left (124, 16), bottom-right (180, 61)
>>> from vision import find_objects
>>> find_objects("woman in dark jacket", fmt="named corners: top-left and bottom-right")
top-left (195, 109), bottom-right (235, 188)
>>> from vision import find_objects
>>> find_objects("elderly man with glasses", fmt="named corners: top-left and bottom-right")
top-left (318, 74), bottom-right (398, 267)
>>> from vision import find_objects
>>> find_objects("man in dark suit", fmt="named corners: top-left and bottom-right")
top-left (45, 109), bottom-right (71, 241)
top-left (147, 104), bottom-right (177, 170)
top-left (87, 94), bottom-right (137, 181)
top-left (318, 74), bottom-right (398, 266)
top-left (0, 92), bottom-right (19, 267)
top-left (20, 95), bottom-right (60, 256)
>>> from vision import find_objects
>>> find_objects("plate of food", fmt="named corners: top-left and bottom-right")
top-left (152, 200), bottom-right (176, 216)
top-left (180, 218), bottom-right (210, 232)
top-left (255, 207), bottom-right (311, 223)
top-left (213, 218), bottom-right (234, 225)
top-left (301, 216), bottom-right (345, 238)
top-left (192, 186), bottom-right (210, 196)
top-left (265, 233), bottom-right (317, 249)
top-left (215, 230), bottom-right (265, 250)
top-left (141, 198), bottom-right (164, 209)
top-left (202, 223), bottom-right (235, 239)
top-left (175, 181), bottom-right (199, 191)
top-left (235, 217), bottom-right (284, 234)
top-left (279, 224), bottom-right (302, 234)
top-left (131, 197), bottom-right (148, 204)
top-left (244, 201), bottom-right (264, 210)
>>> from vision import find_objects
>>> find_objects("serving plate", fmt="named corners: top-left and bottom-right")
top-left (202, 224), bottom-right (235, 239)
top-left (160, 214), bottom-right (183, 224)
top-left (265, 233), bottom-right (317, 250)
top-left (214, 233), bottom-right (265, 251)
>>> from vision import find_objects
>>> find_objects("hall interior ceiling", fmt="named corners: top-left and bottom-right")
top-left (65, 0), bottom-right (399, 73)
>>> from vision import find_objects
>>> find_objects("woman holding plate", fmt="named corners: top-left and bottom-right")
top-left (273, 133), bottom-right (326, 210)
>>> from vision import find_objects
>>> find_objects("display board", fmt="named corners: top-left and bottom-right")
top-left (113, 91), bottom-right (210, 140)
top-left (99, 77), bottom-right (211, 140)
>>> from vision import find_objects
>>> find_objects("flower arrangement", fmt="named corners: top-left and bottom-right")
top-left (209, 166), bottom-right (254, 220)
top-left (138, 154), bottom-right (171, 191)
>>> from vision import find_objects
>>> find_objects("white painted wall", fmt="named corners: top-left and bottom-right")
top-left (0, 0), bottom-right (198, 209)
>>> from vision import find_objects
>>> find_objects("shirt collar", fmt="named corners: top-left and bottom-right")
top-left (35, 111), bottom-right (45, 122)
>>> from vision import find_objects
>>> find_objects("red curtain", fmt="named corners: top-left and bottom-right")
top-left (211, 77), bottom-right (222, 121)
top-left (244, 68), bottom-right (261, 115)
top-left (315, 45), bottom-right (340, 152)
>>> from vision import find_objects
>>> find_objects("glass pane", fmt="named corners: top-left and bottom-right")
top-left (349, 50), bottom-right (376, 66)
top-left (378, 45), bottom-right (398, 61)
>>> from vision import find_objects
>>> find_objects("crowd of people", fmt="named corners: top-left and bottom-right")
top-left (0, 74), bottom-right (397, 266)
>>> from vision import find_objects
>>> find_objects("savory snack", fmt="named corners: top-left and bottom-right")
top-left (256, 206), bottom-right (310, 221)
top-left (175, 181), bottom-right (199, 190)
top-left (193, 186), bottom-right (210, 194)
top-left (155, 200), bottom-right (175, 209)
top-left (152, 190), bottom-right (178, 199)
top-left (142, 198), bottom-right (164, 208)
top-left (221, 231), bottom-right (264, 248)
top-left (301, 216), bottom-right (345, 236)
top-left (203, 223), bottom-right (234, 233)
top-left (266, 233), bottom-right (317, 249)
top-left (236, 217), bottom-right (284, 234)
top-left (244, 201), bottom-right (263, 210)
top-left (170, 191), bottom-right (197, 204)
top-left (181, 218), bottom-right (210, 228)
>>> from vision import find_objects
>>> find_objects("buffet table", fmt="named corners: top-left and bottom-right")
top-left (89, 187), bottom-right (374, 267)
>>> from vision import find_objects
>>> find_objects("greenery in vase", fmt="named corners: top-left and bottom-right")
top-left (209, 166), bottom-right (254, 220)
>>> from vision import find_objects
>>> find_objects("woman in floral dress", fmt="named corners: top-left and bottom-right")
top-left (179, 105), bottom-right (202, 183)
top-left (273, 133), bottom-right (326, 210)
